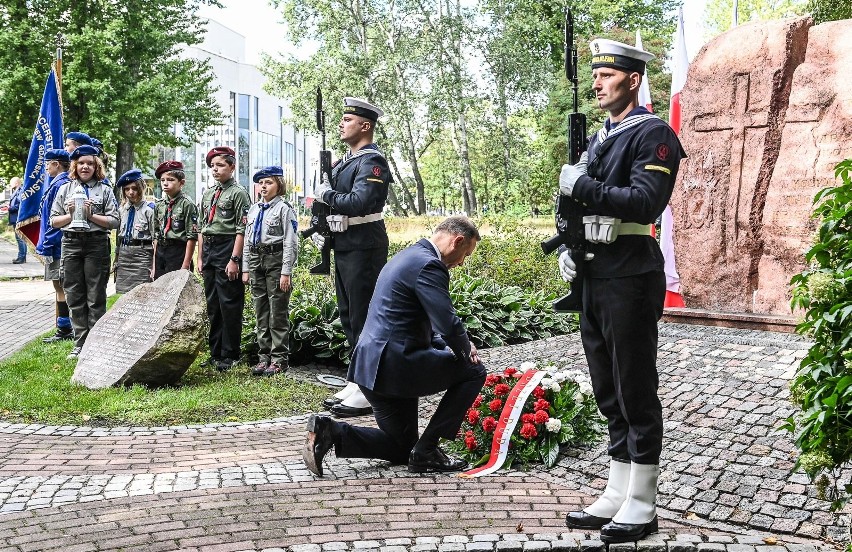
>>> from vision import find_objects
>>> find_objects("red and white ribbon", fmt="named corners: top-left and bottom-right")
top-left (459, 369), bottom-right (545, 478)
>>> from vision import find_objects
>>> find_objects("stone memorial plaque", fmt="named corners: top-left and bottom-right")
top-left (71, 270), bottom-right (206, 389)
top-left (670, 17), bottom-right (852, 316)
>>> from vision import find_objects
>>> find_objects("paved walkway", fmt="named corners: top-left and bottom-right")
top-left (0, 237), bottom-right (849, 551)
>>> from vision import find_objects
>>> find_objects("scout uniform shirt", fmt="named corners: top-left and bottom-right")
top-left (49, 179), bottom-right (120, 233)
top-left (241, 196), bottom-right (299, 275)
top-left (199, 177), bottom-right (251, 236)
top-left (118, 199), bottom-right (156, 245)
top-left (154, 191), bottom-right (198, 243)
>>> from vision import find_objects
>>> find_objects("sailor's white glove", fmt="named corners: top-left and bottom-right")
top-left (314, 175), bottom-right (332, 204)
top-left (310, 233), bottom-right (326, 249)
top-left (558, 249), bottom-right (595, 282)
top-left (559, 151), bottom-right (588, 197)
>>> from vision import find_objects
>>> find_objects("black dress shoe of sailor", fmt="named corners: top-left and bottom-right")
top-left (565, 510), bottom-right (612, 529)
top-left (322, 396), bottom-right (343, 409)
top-left (303, 415), bottom-right (340, 477)
top-left (600, 515), bottom-right (659, 543)
top-left (330, 403), bottom-right (373, 417)
top-left (408, 447), bottom-right (467, 473)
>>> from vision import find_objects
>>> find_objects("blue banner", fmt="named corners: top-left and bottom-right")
top-left (17, 65), bottom-right (63, 245)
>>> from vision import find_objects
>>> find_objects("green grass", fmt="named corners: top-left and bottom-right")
top-left (0, 332), bottom-right (328, 427)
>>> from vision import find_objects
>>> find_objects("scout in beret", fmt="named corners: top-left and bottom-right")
top-left (114, 169), bottom-right (155, 294)
top-left (37, 148), bottom-right (74, 343)
top-left (241, 166), bottom-right (299, 377)
top-left (309, 96), bottom-right (390, 418)
top-left (198, 146), bottom-right (251, 372)
top-left (558, 38), bottom-right (686, 543)
top-left (49, 141), bottom-right (120, 358)
top-left (152, 161), bottom-right (198, 279)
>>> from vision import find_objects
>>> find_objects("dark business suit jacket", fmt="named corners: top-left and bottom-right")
top-left (347, 239), bottom-right (473, 398)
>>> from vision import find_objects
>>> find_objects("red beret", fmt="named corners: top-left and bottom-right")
top-left (155, 160), bottom-right (184, 179)
top-left (206, 146), bottom-right (236, 167)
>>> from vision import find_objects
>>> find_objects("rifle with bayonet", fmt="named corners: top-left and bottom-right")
top-left (301, 87), bottom-right (334, 275)
top-left (540, 8), bottom-right (588, 313)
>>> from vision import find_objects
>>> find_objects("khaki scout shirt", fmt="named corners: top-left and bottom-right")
top-left (199, 178), bottom-right (250, 235)
top-left (154, 192), bottom-right (198, 242)
top-left (118, 200), bottom-right (156, 242)
top-left (49, 179), bottom-right (120, 233)
top-left (241, 196), bottom-right (299, 275)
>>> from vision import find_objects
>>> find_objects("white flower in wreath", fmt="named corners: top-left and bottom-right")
top-left (519, 361), bottom-right (536, 371)
top-left (578, 380), bottom-right (593, 396)
top-left (541, 377), bottom-right (554, 387)
top-left (545, 418), bottom-right (562, 432)
top-left (552, 371), bottom-right (569, 383)
top-left (546, 380), bottom-right (561, 393)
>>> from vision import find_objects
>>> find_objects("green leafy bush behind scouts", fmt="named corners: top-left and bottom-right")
top-left (241, 222), bottom-right (577, 364)
top-left (785, 158), bottom-right (852, 512)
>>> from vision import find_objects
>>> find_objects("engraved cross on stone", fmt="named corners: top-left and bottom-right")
top-left (693, 73), bottom-right (769, 241)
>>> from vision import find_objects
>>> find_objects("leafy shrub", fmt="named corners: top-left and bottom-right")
top-left (784, 159), bottom-right (852, 511)
top-left (242, 224), bottom-right (578, 365)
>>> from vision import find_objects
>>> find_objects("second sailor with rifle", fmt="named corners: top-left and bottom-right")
top-left (556, 33), bottom-right (686, 543)
top-left (312, 97), bottom-right (391, 417)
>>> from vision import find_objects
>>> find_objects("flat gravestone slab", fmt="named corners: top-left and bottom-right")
top-left (71, 270), bottom-right (206, 388)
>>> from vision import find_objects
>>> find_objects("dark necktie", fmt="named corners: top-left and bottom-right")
top-left (253, 203), bottom-right (270, 246)
top-left (207, 187), bottom-right (222, 223)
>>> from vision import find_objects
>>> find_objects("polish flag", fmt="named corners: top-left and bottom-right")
top-left (662, 6), bottom-right (688, 308)
top-left (635, 30), bottom-right (653, 112)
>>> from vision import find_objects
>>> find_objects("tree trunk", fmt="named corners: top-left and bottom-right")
top-left (115, 120), bottom-right (135, 183)
top-left (386, 152), bottom-right (416, 216)
top-left (456, 111), bottom-right (477, 214)
top-left (405, 118), bottom-right (427, 215)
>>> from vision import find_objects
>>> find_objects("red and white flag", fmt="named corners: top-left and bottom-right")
top-left (635, 30), bottom-right (653, 112)
top-left (661, 6), bottom-right (689, 308)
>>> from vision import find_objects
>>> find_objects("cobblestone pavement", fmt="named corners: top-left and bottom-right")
top-left (0, 321), bottom-right (850, 551)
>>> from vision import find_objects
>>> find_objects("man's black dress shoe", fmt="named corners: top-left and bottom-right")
top-left (303, 415), bottom-right (340, 477)
top-left (600, 515), bottom-right (658, 543)
top-left (330, 403), bottom-right (373, 417)
top-left (565, 510), bottom-right (612, 529)
top-left (408, 447), bottom-right (467, 473)
top-left (322, 396), bottom-right (343, 409)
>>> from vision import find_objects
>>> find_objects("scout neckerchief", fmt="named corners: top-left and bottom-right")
top-left (123, 201), bottom-right (138, 245)
top-left (163, 195), bottom-right (177, 235)
top-left (253, 203), bottom-right (270, 246)
top-left (207, 185), bottom-right (223, 223)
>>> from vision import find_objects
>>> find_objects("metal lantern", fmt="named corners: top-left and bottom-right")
top-left (68, 184), bottom-right (90, 230)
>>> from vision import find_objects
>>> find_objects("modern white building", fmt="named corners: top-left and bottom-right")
top-left (151, 19), bottom-right (317, 206)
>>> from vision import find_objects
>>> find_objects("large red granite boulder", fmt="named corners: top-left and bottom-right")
top-left (671, 16), bottom-right (852, 316)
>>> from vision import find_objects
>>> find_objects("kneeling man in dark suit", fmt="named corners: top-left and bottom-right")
top-left (303, 216), bottom-right (486, 475)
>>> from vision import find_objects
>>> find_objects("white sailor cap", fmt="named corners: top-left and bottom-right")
top-left (590, 39), bottom-right (654, 74)
top-left (343, 97), bottom-right (384, 121)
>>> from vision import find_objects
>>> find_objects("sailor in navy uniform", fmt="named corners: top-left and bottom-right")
top-left (311, 97), bottom-right (390, 418)
top-left (558, 38), bottom-right (686, 543)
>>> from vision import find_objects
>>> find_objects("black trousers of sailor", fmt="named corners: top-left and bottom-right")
top-left (580, 269), bottom-right (666, 465)
top-left (334, 362), bottom-right (487, 464)
top-left (333, 246), bottom-right (387, 348)
top-left (201, 236), bottom-right (245, 361)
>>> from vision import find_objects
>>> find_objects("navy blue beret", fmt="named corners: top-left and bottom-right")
top-left (252, 166), bottom-right (284, 183)
top-left (69, 145), bottom-right (100, 160)
top-left (90, 137), bottom-right (103, 151)
top-left (66, 132), bottom-right (93, 146)
top-left (44, 148), bottom-right (71, 162)
top-left (117, 168), bottom-right (145, 188)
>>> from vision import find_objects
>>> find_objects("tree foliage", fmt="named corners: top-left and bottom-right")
top-left (807, 0), bottom-right (852, 23)
top-left (0, 0), bottom-right (222, 180)
top-left (703, 0), bottom-right (806, 37)
top-left (263, 0), bottom-right (678, 216)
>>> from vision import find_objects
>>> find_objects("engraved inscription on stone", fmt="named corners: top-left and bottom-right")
top-left (71, 270), bottom-right (206, 389)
